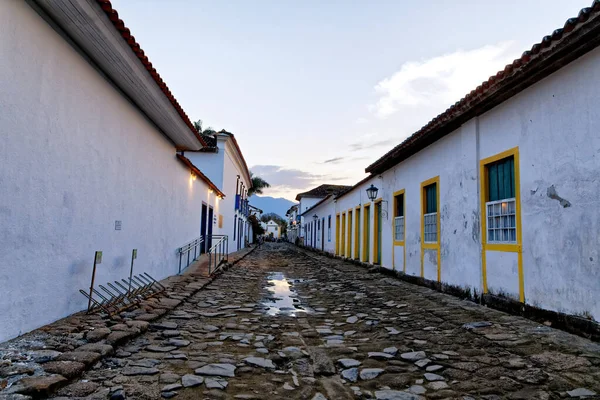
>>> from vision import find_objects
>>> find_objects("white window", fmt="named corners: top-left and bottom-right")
top-left (424, 213), bottom-right (437, 243)
top-left (394, 216), bottom-right (405, 241)
top-left (486, 199), bottom-right (516, 243)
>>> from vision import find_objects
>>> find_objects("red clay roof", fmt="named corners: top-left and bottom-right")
top-left (295, 184), bottom-right (353, 201)
top-left (366, 0), bottom-right (600, 174)
top-left (96, 0), bottom-right (207, 148)
top-left (176, 154), bottom-right (226, 198)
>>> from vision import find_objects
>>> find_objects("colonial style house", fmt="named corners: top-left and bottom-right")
top-left (184, 129), bottom-right (253, 252)
top-left (300, 4), bottom-right (600, 323)
top-left (295, 184), bottom-right (351, 245)
top-left (0, 1), bottom-right (251, 342)
top-left (265, 220), bottom-right (281, 239)
top-left (285, 204), bottom-right (300, 243)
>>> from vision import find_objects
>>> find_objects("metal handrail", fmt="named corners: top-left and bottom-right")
top-left (177, 236), bottom-right (204, 273)
top-left (208, 235), bottom-right (228, 275)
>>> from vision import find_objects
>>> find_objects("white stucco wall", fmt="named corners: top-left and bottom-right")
top-left (477, 45), bottom-right (600, 318)
top-left (0, 1), bottom-right (217, 341)
top-left (305, 198), bottom-right (337, 254)
top-left (325, 44), bottom-right (600, 321)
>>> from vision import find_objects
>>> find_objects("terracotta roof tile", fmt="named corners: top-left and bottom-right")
top-left (95, 0), bottom-right (206, 147)
top-left (366, 0), bottom-right (600, 174)
top-left (295, 184), bottom-right (352, 201)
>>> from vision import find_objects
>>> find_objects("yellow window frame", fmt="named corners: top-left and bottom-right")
top-left (392, 189), bottom-right (406, 272)
top-left (373, 198), bottom-right (383, 265)
top-left (420, 176), bottom-right (441, 281)
top-left (335, 213), bottom-right (340, 255)
top-left (479, 146), bottom-right (524, 302)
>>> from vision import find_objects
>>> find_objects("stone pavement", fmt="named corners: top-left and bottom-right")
top-left (3, 243), bottom-right (600, 399)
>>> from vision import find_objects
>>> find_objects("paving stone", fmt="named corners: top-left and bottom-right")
top-left (341, 367), bottom-right (358, 383)
top-left (146, 345), bottom-right (177, 353)
top-left (400, 351), bottom-right (426, 361)
top-left (567, 388), bottom-right (596, 397)
top-left (369, 352), bottom-right (394, 360)
top-left (161, 383), bottom-right (183, 392)
top-left (384, 347), bottom-right (398, 355)
top-left (310, 348), bottom-right (335, 375)
top-left (243, 356), bottom-right (276, 369)
top-left (150, 322), bottom-right (178, 330)
top-left (10, 375), bottom-right (68, 397)
top-left (374, 389), bottom-right (422, 399)
top-left (85, 327), bottom-right (111, 342)
top-left (205, 377), bottom-right (228, 390)
top-left (181, 374), bottom-right (204, 387)
top-left (56, 351), bottom-right (102, 366)
top-left (424, 373), bottom-right (445, 382)
top-left (359, 368), bottom-right (384, 380)
top-left (338, 358), bottom-right (361, 368)
top-left (426, 381), bottom-right (448, 390)
top-left (195, 363), bottom-right (236, 377)
top-left (42, 361), bottom-right (86, 378)
top-left (462, 321), bottom-right (493, 330)
top-left (122, 366), bottom-right (160, 376)
top-left (76, 343), bottom-right (114, 356)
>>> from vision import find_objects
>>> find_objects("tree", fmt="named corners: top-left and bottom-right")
top-left (248, 171), bottom-right (270, 196)
top-left (193, 119), bottom-right (216, 135)
top-left (248, 214), bottom-right (265, 242)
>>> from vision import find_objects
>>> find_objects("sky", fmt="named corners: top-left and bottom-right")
top-left (111, 0), bottom-right (592, 200)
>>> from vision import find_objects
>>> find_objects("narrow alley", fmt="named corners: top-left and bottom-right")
top-left (43, 244), bottom-right (600, 400)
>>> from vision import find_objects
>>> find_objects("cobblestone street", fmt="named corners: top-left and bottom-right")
top-left (45, 243), bottom-right (600, 399)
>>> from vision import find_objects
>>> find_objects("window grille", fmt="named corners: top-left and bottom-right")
top-left (394, 216), bottom-right (405, 241)
top-left (486, 198), bottom-right (516, 243)
top-left (424, 212), bottom-right (437, 243)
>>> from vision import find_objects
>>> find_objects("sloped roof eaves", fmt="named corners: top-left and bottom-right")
top-left (218, 131), bottom-right (252, 188)
top-left (176, 154), bottom-right (225, 197)
top-left (335, 174), bottom-right (374, 201)
top-left (301, 195), bottom-right (333, 217)
top-left (366, 1), bottom-right (600, 174)
top-left (295, 185), bottom-right (353, 201)
top-left (96, 0), bottom-right (206, 148)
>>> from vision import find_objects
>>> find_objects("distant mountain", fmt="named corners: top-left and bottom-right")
top-left (250, 196), bottom-right (296, 219)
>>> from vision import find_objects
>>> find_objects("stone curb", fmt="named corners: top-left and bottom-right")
top-left (293, 243), bottom-right (600, 342)
top-left (0, 247), bottom-right (257, 399)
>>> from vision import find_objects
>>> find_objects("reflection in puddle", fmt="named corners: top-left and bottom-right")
top-left (262, 272), bottom-right (311, 317)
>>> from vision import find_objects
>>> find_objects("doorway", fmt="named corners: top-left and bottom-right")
top-left (348, 210), bottom-right (353, 258)
top-left (374, 201), bottom-right (382, 264)
top-left (207, 206), bottom-right (214, 250)
top-left (364, 205), bottom-right (370, 262)
top-left (200, 203), bottom-right (208, 253)
top-left (321, 217), bottom-right (325, 251)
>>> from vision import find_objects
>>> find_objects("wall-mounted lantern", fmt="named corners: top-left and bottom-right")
top-left (313, 214), bottom-right (318, 221)
top-left (366, 184), bottom-right (378, 201)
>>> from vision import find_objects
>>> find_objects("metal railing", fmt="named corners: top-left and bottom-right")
top-left (177, 237), bottom-right (204, 273)
top-left (208, 235), bottom-right (228, 275)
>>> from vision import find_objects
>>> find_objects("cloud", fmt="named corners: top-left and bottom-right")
top-left (250, 165), bottom-right (346, 196)
top-left (370, 41), bottom-right (520, 118)
top-left (349, 138), bottom-right (396, 152)
top-left (355, 117), bottom-right (369, 124)
top-left (322, 157), bottom-right (345, 164)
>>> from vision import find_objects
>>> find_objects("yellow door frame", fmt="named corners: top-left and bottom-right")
top-left (362, 203), bottom-right (371, 262)
top-left (373, 198), bottom-right (383, 265)
top-left (479, 147), bottom-right (524, 302)
top-left (392, 189), bottom-right (406, 272)
top-left (335, 213), bottom-right (340, 255)
top-left (347, 209), bottom-right (353, 258)
top-left (420, 176), bottom-right (441, 281)
top-left (354, 206), bottom-right (361, 260)
top-left (341, 212), bottom-right (346, 257)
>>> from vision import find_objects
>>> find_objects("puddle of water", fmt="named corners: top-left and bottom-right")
top-left (262, 272), bottom-right (311, 317)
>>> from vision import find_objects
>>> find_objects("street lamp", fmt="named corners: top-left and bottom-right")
top-left (366, 184), bottom-right (379, 201)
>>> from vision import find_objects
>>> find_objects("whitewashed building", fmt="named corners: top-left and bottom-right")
top-left (0, 1), bottom-right (250, 342)
top-left (295, 185), bottom-right (350, 245)
top-left (265, 220), bottom-right (281, 239)
top-left (185, 130), bottom-right (253, 252)
top-left (300, 7), bottom-right (600, 323)
top-left (300, 195), bottom-right (337, 253)
top-left (285, 204), bottom-right (300, 242)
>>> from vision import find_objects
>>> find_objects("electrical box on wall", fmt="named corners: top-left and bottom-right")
top-left (115, 220), bottom-right (122, 230)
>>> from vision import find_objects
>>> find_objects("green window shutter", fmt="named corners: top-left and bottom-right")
top-left (488, 156), bottom-right (514, 201)
top-left (425, 184), bottom-right (437, 213)
top-left (395, 194), bottom-right (404, 217)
